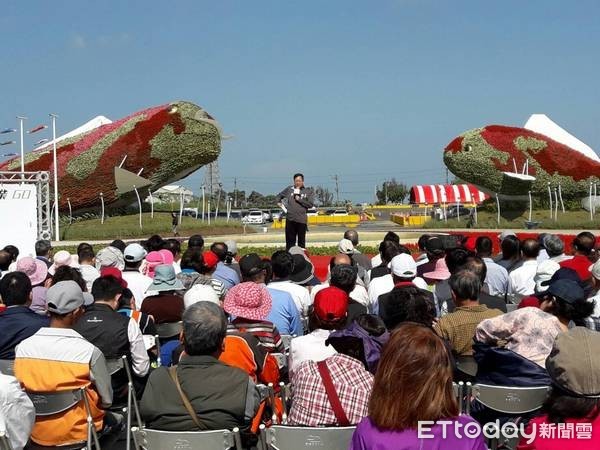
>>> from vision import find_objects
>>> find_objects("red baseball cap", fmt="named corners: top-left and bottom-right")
top-left (202, 251), bottom-right (220, 270)
top-left (314, 286), bottom-right (348, 322)
top-left (100, 267), bottom-right (128, 288)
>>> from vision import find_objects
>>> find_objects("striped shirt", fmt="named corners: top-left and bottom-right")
top-left (288, 354), bottom-right (373, 426)
top-left (434, 304), bottom-right (503, 356)
top-left (227, 318), bottom-right (285, 353)
top-left (177, 270), bottom-right (227, 300)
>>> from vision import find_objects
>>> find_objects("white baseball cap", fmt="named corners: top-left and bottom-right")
top-left (124, 243), bottom-right (147, 263)
top-left (390, 254), bottom-right (417, 278)
top-left (338, 239), bottom-right (354, 255)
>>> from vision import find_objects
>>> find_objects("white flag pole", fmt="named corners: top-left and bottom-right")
top-left (49, 114), bottom-right (59, 241)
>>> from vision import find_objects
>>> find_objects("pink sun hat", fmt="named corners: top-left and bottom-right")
top-left (159, 249), bottom-right (175, 265)
top-left (223, 282), bottom-right (272, 321)
top-left (49, 250), bottom-right (79, 275)
top-left (423, 258), bottom-right (451, 281)
top-left (144, 249), bottom-right (175, 278)
top-left (16, 256), bottom-right (48, 286)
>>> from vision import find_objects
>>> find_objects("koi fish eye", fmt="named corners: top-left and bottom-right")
top-left (169, 106), bottom-right (178, 114)
top-left (464, 144), bottom-right (472, 152)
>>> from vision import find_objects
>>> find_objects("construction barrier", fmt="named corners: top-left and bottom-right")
top-left (391, 214), bottom-right (431, 227)
top-left (272, 214), bottom-right (361, 229)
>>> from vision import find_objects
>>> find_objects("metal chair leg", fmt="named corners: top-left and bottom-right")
top-left (465, 382), bottom-right (472, 416)
top-left (232, 427), bottom-right (243, 450)
top-left (258, 424), bottom-right (268, 450)
top-left (267, 383), bottom-right (277, 424)
top-left (81, 388), bottom-right (101, 449)
top-left (154, 334), bottom-right (161, 367)
top-left (279, 381), bottom-right (288, 424)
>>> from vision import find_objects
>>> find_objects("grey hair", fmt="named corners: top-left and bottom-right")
top-left (182, 301), bottom-right (227, 355)
top-left (449, 269), bottom-right (482, 301)
top-left (544, 234), bottom-right (565, 257)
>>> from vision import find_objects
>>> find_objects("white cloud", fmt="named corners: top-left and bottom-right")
top-left (70, 34), bottom-right (86, 49)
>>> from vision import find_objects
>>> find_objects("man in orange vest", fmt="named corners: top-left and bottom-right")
top-left (14, 280), bottom-right (121, 446)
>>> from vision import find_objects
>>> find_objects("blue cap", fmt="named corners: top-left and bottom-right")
top-left (547, 279), bottom-right (584, 304)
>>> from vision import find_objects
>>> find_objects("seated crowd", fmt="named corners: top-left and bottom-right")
top-left (0, 230), bottom-right (599, 449)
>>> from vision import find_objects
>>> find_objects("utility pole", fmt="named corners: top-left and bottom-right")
top-left (233, 177), bottom-right (238, 208)
top-left (333, 174), bottom-right (340, 206)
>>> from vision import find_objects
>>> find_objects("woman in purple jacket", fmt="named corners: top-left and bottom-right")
top-left (350, 323), bottom-right (487, 450)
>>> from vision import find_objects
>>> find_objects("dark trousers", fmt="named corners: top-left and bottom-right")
top-left (285, 220), bottom-right (307, 250)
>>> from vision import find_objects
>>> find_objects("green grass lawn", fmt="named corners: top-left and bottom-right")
top-left (60, 213), bottom-right (245, 241)
top-left (422, 208), bottom-right (600, 230)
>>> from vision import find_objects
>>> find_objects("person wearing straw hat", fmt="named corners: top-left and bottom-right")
top-left (224, 282), bottom-right (285, 354)
top-left (140, 264), bottom-right (185, 324)
top-left (517, 327), bottom-right (600, 449)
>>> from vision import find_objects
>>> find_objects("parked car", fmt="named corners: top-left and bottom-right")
top-left (182, 208), bottom-right (198, 217)
top-left (262, 210), bottom-right (273, 222)
top-left (445, 205), bottom-right (472, 219)
top-left (242, 210), bottom-right (265, 224)
top-left (270, 208), bottom-right (284, 220)
top-left (331, 209), bottom-right (349, 216)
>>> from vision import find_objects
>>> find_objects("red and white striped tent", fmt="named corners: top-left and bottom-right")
top-left (409, 184), bottom-right (489, 205)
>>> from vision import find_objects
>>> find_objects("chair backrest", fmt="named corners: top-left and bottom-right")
top-left (0, 431), bottom-right (13, 450)
top-left (0, 360), bottom-right (14, 376)
top-left (280, 335), bottom-right (294, 351)
top-left (471, 384), bottom-right (550, 414)
top-left (271, 353), bottom-right (287, 370)
top-left (106, 358), bottom-right (125, 375)
top-left (27, 389), bottom-right (84, 416)
top-left (156, 321), bottom-right (183, 339)
top-left (133, 427), bottom-right (240, 450)
top-left (267, 425), bottom-right (356, 450)
top-left (455, 355), bottom-right (478, 377)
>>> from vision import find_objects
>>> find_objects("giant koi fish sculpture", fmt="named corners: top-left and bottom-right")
top-left (443, 115), bottom-right (599, 200)
top-left (0, 101), bottom-right (221, 211)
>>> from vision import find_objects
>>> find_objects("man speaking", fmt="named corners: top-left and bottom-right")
top-left (277, 173), bottom-right (314, 250)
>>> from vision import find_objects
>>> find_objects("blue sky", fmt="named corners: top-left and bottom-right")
top-left (1, 0), bottom-right (599, 202)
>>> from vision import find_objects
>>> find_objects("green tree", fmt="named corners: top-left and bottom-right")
top-left (247, 190), bottom-right (264, 207)
top-left (376, 179), bottom-right (408, 205)
top-left (315, 185), bottom-right (334, 206)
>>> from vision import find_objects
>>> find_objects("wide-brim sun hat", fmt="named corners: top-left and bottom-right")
top-left (49, 250), bottom-right (79, 275)
top-left (223, 281), bottom-right (272, 321)
top-left (423, 258), bottom-right (451, 281)
top-left (16, 256), bottom-right (48, 286)
top-left (149, 264), bottom-right (185, 292)
top-left (290, 254), bottom-right (315, 285)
